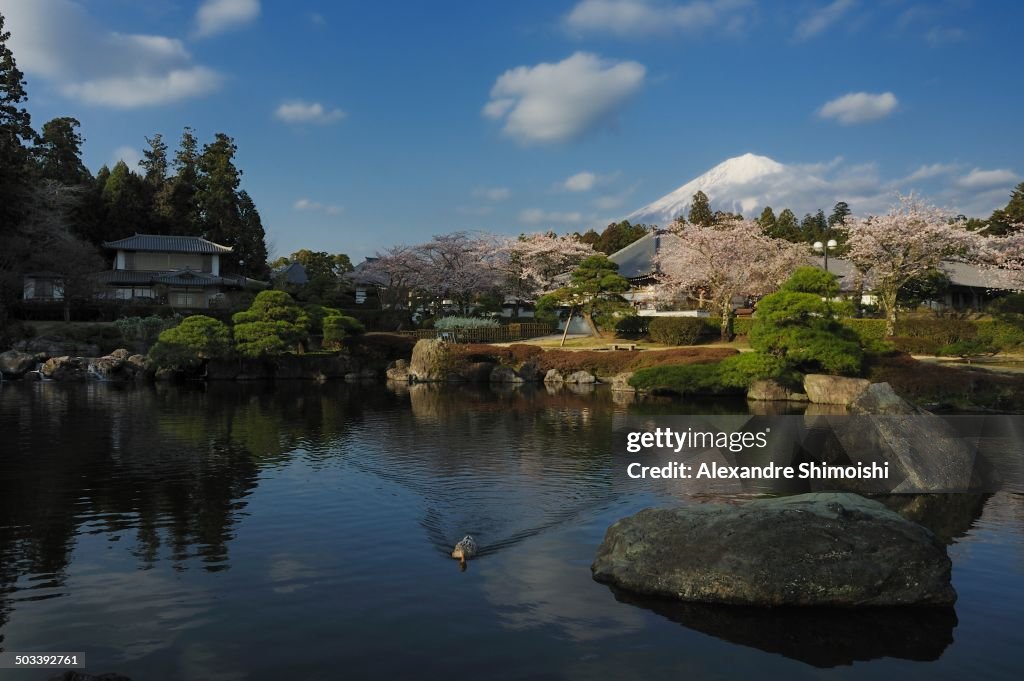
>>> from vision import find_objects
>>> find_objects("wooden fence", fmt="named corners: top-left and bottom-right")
top-left (397, 322), bottom-right (555, 344)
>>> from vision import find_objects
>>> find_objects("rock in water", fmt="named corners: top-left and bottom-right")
top-left (0, 349), bottom-right (37, 378)
top-left (803, 374), bottom-right (870, 405)
top-left (592, 493), bottom-right (956, 607)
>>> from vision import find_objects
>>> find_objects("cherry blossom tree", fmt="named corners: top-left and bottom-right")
top-left (845, 194), bottom-right (980, 335)
top-left (977, 228), bottom-right (1024, 291)
top-left (655, 219), bottom-right (808, 340)
top-left (360, 232), bottom-right (502, 314)
top-left (498, 232), bottom-right (594, 300)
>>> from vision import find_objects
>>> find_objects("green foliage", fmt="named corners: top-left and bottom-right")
top-left (896, 317), bottom-right (977, 345)
top-left (35, 116), bottom-right (90, 185)
top-left (629, 363), bottom-right (733, 395)
top-left (149, 315), bottom-right (231, 368)
top-left (975, 319), bottom-right (1024, 351)
top-left (233, 321), bottom-right (293, 358)
top-left (716, 352), bottom-right (792, 389)
top-left (320, 313), bottom-right (367, 349)
top-left (839, 318), bottom-right (892, 354)
top-left (781, 266), bottom-right (839, 296)
top-left (434, 316), bottom-right (500, 330)
top-left (749, 269), bottom-right (864, 375)
top-left (647, 317), bottom-right (707, 345)
top-left (688, 190), bottom-right (713, 227)
top-left (232, 290), bottom-right (310, 356)
top-left (986, 182), bottom-right (1024, 236)
top-left (939, 339), bottom-right (997, 358)
top-left (615, 315), bottom-right (649, 337)
top-left (704, 317), bottom-right (753, 336)
top-left (585, 220), bottom-right (650, 255)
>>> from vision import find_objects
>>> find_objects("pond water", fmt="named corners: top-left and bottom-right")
top-left (0, 381), bottom-right (1021, 681)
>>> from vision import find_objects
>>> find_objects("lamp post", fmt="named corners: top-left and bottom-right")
top-left (813, 238), bottom-right (838, 272)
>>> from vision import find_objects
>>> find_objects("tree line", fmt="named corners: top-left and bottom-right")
top-left (0, 11), bottom-right (269, 329)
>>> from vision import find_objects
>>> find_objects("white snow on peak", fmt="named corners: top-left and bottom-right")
top-left (625, 153), bottom-right (831, 225)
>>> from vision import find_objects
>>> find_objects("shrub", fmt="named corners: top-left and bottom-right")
top-left (889, 335), bottom-right (943, 356)
top-left (749, 288), bottom-right (863, 375)
top-left (232, 290), bottom-right (311, 356)
top-left (975, 319), bottom-right (1024, 352)
top-left (629, 364), bottom-right (736, 395)
top-left (149, 315), bottom-right (231, 368)
top-left (434, 316), bottom-right (500, 330)
top-left (716, 352), bottom-right (792, 389)
top-left (840, 318), bottom-right (892, 355)
top-left (939, 339), bottom-right (998, 358)
top-left (322, 315), bottom-right (365, 350)
top-left (896, 317), bottom-right (977, 344)
top-left (615, 315), bottom-right (649, 338)
top-left (448, 344), bottom-right (734, 376)
top-left (648, 317), bottom-right (707, 345)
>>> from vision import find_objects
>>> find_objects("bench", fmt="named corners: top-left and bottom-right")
top-left (608, 342), bottom-right (638, 351)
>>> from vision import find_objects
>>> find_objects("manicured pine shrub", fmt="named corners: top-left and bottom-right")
top-left (648, 317), bottom-right (707, 345)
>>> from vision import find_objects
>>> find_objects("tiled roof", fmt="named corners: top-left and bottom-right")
top-left (94, 269), bottom-right (245, 289)
top-left (102, 234), bottom-right (233, 254)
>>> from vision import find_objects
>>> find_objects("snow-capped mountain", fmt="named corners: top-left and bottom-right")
top-left (625, 153), bottom-right (833, 225)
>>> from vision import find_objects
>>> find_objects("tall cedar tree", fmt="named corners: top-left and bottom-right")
top-left (157, 127), bottom-right (201, 235)
top-left (688, 190), bottom-right (713, 227)
top-left (0, 11), bottom-right (34, 228)
top-left (35, 117), bottom-right (91, 185)
top-left (987, 183), bottom-right (1024, 236)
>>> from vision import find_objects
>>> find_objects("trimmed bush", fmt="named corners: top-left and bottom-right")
top-left (322, 314), bottom-right (366, 349)
top-left (716, 352), bottom-right (792, 389)
top-left (703, 317), bottom-right (753, 337)
top-left (648, 317), bottom-right (707, 345)
top-left (628, 364), bottom-right (736, 395)
top-left (615, 315), bottom-right (649, 338)
top-left (975, 319), bottom-right (1024, 352)
top-left (232, 290), bottom-right (311, 356)
top-left (889, 335), bottom-right (943, 356)
top-left (896, 317), bottom-right (977, 344)
top-left (149, 315), bottom-right (231, 368)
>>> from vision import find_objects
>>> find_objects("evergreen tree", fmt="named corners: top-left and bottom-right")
top-left (987, 182), bottom-right (1024, 236)
top-left (828, 201), bottom-right (851, 228)
top-left (775, 208), bottom-right (801, 242)
top-left (801, 209), bottom-right (829, 243)
top-left (0, 11), bottom-right (35, 228)
top-left (688, 190), bottom-right (713, 227)
top-left (156, 127), bottom-right (201, 234)
top-left (757, 206), bottom-right (777, 235)
top-left (236, 190), bottom-right (269, 278)
top-left (591, 220), bottom-right (649, 254)
top-left (101, 160), bottom-right (149, 241)
top-left (140, 133), bottom-right (169, 189)
top-left (35, 116), bottom-right (90, 185)
top-left (197, 132), bottom-right (242, 250)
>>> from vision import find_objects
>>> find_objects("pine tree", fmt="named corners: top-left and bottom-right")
top-left (236, 190), bottom-right (269, 278)
top-left (35, 116), bottom-right (91, 185)
top-left (140, 133), bottom-right (169, 188)
top-left (757, 206), bottom-right (777, 235)
top-left (987, 182), bottom-right (1024, 236)
top-left (197, 132), bottom-right (242, 249)
top-left (688, 190), bottom-right (713, 227)
top-left (828, 201), bottom-right (851, 228)
top-left (102, 160), bottom-right (150, 241)
top-left (776, 208), bottom-right (801, 242)
top-left (156, 127), bottom-right (201, 234)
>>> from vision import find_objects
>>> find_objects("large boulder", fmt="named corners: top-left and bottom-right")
top-left (610, 372), bottom-right (635, 392)
top-left (803, 374), bottom-right (870, 405)
top-left (543, 369), bottom-right (564, 384)
top-left (848, 382), bottom-right (923, 415)
top-left (408, 339), bottom-right (453, 382)
top-left (565, 370), bottom-right (597, 384)
top-left (0, 349), bottom-right (37, 378)
top-left (41, 356), bottom-right (90, 381)
top-left (516, 360), bottom-right (543, 382)
top-left (747, 379), bottom-right (808, 402)
top-left (592, 493), bottom-right (956, 607)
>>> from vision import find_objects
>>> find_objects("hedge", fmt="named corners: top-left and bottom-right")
top-left (648, 317), bottom-right (707, 345)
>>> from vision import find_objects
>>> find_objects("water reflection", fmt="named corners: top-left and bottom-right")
top-left (609, 588), bottom-right (958, 667)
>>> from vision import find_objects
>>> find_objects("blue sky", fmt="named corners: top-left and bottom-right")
top-left (3, 0), bottom-right (1022, 260)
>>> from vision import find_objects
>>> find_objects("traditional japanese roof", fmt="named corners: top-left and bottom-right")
top-left (827, 258), bottom-right (1018, 292)
top-left (94, 269), bottom-right (246, 288)
top-left (346, 257), bottom-right (389, 286)
top-left (272, 261), bottom-right (309, 285)
top-left (102, 234), bottom-right (233, 254)
top-left (607, 231), bottom-right (661, 279)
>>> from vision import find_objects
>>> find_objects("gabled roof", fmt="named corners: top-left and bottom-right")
top-left (102, 234), bottom-right (233, 254)
top-left (272, 261), bottom-right (309, 285)
top-left (94, 269), bottom-right (246, 289)
top-left (607, 231), bottom-right (662, 279)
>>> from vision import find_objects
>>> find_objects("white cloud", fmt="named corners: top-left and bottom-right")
top-left (564, 0), bottom-right (752, 38)
top-left (794, 0), bottom-right (856, 40)
top-left (957, 168), bottom-right (1019, 189)
top-left (817, 91), bottom-right (898, 125)
top-left (274, 100), bottom-right (347, 124)
top-left (484, 52), bottom-right (645, 144)
top-left (293, 198), bottom-right (343, 216)
top-left (195, 0), bottom-right (261, 38)
top-left (473, 187), bottom-right (511, 201)
top-left (110, 146), bottom-right (141, 170)
top-left (901, 163), bottom-right (959, 183)
top-left (520, 209), bottom-right (585, 225)
top-left (4, 0), bottom-right (221, 108)
top-left (563, 172), bottom-right (598, 192)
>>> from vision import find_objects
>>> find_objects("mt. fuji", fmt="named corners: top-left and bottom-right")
top-left (625, 153), bottom-right (835, 225)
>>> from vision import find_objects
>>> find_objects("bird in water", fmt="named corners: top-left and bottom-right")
top-left (451, 535), bottom-right (478, 569)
